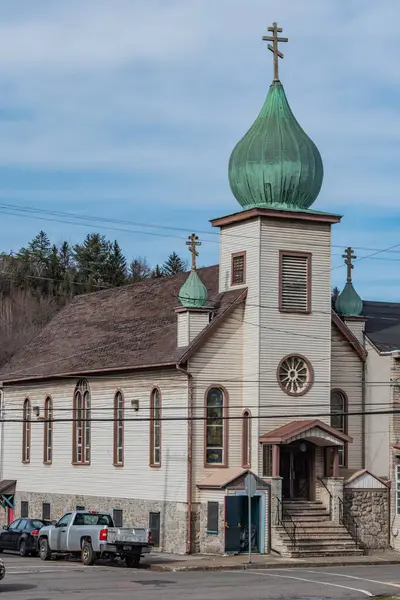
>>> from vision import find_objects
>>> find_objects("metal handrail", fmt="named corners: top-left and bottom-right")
top-left (338, 497), bottom-right (360, 549)
top-left (317, 477), bottom-right (332, 518)
top-left (275, 496), bottom-right (296, 548)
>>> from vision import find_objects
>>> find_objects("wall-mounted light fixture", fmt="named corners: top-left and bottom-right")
top-left (33, 406), bottom-right (40, 418)
top-left (131, 399), bottom-right (139, 412)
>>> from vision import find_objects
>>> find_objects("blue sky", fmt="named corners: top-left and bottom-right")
top-left (0, 0), bottom-right (399, 299)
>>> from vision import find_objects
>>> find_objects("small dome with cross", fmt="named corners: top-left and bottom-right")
top-left (178, 234), bottom-right (208, 309)
top-left (228, 23), bottom-right (324, 212)
top-left (335, 247), bottom-right (363, 317)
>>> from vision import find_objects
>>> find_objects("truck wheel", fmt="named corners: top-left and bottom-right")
top-left (19, 540), bottom-right (29, 557)
top-left (125, 555), bottom-right (140, 568)
top-left (39, 538), bottom-right (51, 561)
top-left (81, 541), bottom-right (95, 566)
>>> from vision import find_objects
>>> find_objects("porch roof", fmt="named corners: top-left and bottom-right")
top-left (197, 467), bottom-right (269, 490)
top-left (0, 480), bottom-right (16, 495)
top-left (259, 419), bottom-right (352, 446)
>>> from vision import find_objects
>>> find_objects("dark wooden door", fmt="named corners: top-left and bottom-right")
top-left (224, 497), bottom-right (242, 552)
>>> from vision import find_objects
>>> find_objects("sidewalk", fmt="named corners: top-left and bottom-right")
top-left (143, 549), bottom-right (400, 572)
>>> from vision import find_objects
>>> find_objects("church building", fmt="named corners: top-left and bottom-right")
top-left (0, 22), bottom-right (399, 558)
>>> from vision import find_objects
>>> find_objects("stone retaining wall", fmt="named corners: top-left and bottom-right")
top-left (13, 491), bottom-right (187, 554)
top-left (343, 489), bottom-right (389, 549)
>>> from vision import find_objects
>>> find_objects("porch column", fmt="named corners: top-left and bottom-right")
top-left (332, 447), bottom-right (340, 478)
top-left (272, 444), bottom-right (280, 477)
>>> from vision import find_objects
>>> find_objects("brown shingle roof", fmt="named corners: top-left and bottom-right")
top-left (0, 265), bottom-right (246, 383)
top-left (259, 419), bottom-right (352, 444)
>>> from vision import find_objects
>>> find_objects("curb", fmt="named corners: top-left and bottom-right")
top-left (149, 558), bottom-right (400, 573)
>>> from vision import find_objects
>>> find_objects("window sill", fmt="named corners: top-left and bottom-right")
top-left (113, 463), bottom-right (124, 468)
top-left (279, 308), bottom-right (311, 315)
top-left (150, 464), bottom-right (162, 468)
top-left (72, 462), bottom-right (91, 466)
top-left (204, 464), bottom-right (227, 469)
top-left (43, 461), bottom-right (52, 466)
top-left (206, 530), bottom-right (218, 535)
top-left (21, 460), bottom-right (30, 465)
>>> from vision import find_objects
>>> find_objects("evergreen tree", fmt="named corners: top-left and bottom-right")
top-left (162, 252), bottom-right (187, 276)
top-left (17, 230), bottom-right (52, 276)
top-left (73, 233), bottom-right (110, 287)
top-left (331, 286), bottom-right (340, 309)
top-left (105, 240), bottom-right (128, 287)
top-left (151, 264), bottom-right (165, 278)
top-left (130, 257), bottom-right (151, 282)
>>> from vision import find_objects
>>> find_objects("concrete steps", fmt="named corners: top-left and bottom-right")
top-left (274, 500), bottom-right (363, 558)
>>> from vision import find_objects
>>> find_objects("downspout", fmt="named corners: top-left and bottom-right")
top-left (0, 389), bottom-right (3, 481)
top-left (361, 361), bottom-right (366, 469)
top-left (176, 363), bottom-right (193, 554)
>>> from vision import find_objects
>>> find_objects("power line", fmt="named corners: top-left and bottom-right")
top-left (6, 407), bottom-right (400, 423)
top-left (1, 201), bottom-right (400, 254)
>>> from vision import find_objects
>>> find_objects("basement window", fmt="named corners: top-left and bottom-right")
top-left (279, 251), bottom-right (311, 313)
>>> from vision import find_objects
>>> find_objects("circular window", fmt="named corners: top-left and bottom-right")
top-left (277, 354), bottom-right (313, 396)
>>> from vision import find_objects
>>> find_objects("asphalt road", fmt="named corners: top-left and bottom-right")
top-left (0, 554), bottom-right (400, 599)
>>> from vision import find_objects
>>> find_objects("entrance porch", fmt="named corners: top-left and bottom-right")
top-left (260, 419), bottom-right (352, 503)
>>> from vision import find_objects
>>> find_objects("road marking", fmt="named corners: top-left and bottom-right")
top-left (302, 569), bottom-right (400, 590)
top-left (244, 570), bottom-right (374, 597)
top-left (6, 568), bottom-right (85, 575)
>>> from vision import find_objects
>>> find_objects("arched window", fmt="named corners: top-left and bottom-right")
top-left (113, 391), bottom-right (124, 466)
top-left (43, 396), bottom-right (53, 464)
top-left (150, 388), bottom-right (161, 466)
top-left (330, 390), bottom-right (348, 467)
top-left (205, 387), bottom-right (228, 466)
top-left (73, 380), bottom-right (90, 464)
top-left (242, 409), bottom-right (251, 468)
top-left (22, 398), bottom-right (31, 463)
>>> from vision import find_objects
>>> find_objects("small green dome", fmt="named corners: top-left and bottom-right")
top-left (178, 270), bottom-right (208, 308)
top-left (228, 81), bottom-right (323, 211)
top-left (335, 282), bottom-right (363, 317)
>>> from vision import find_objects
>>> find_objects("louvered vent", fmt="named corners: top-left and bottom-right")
top-left (280, 253), bottom-right (310, 312)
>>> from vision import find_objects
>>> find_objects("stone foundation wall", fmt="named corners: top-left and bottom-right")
top-left (192, 502), bottom-right (225, 554)
top-left (14, 491), bottom-right (187, 554)
top-left (343, 489), bottom-right (389, 549)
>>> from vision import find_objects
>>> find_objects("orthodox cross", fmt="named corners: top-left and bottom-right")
top-left (186, 233), bottom-right (201, 271)
top-left (343, 247), bottom-right (357, 283)
top-left (262, 22), bottom-right (288, 81)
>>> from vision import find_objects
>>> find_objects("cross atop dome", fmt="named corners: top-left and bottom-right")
top-left (262, 22), bottom-right (288, 81)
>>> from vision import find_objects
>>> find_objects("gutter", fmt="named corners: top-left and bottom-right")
top-left (176, 363), bottom-right (193, 554)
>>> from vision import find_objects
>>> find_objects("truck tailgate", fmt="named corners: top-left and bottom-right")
top-left (107, 527), bottom-right (148, 544)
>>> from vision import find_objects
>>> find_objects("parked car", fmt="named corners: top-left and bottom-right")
top-left (38, 510), bottom-right (153, 567)
top-left (0, 518), bottom-right (52, 557)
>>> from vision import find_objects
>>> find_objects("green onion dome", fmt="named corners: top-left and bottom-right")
top-left (228, 80), bottom-right (323, 211)
top-left (335, 282), bottom-right (363, 317)
top-left (178, 270), bottom-right (208, 308)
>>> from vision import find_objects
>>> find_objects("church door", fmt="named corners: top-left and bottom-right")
top-left (281, 441), bottom-right (314, 500)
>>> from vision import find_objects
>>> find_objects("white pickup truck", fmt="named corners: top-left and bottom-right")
top-left (38, 510), bottom-right (152, 567)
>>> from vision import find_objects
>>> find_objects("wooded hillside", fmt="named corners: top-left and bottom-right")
top-left (0, 230), bottom-right (188, 367)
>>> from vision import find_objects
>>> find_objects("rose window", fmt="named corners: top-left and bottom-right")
top-left (277, 355), bottom-right (313, 396)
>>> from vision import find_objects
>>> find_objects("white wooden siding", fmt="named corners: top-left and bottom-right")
top-left (259, 219), bottom-right (332, 434)
top-left (365, 340), bottom-right (391, 477)
top-left (188, 313), bottom-right (210, 342)
top-left (345, 471), bottom-right (387, 489)
top-left (189, 303), bottom-right (245, 502)
top-left (177, 312), bottom-right (189, 347)
top-left (177, 312), bottom-right (209, 347)
top-left (331, 325), bottom-right (363, 470)
top-left (218, 219), bottom-right (261, 478)
top-left (344, 319), bottom-right (365, 345)
top-left (2, 369), bottom-right (188, 502)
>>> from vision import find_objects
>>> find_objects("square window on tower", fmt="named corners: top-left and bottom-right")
top-left (231, 252), bottom-right (246, 285)
top-left (279, 251), bottom-right (311, 313)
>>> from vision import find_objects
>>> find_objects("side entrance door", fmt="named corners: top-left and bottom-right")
top-left (224, 496), bottom-right (242, 552)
